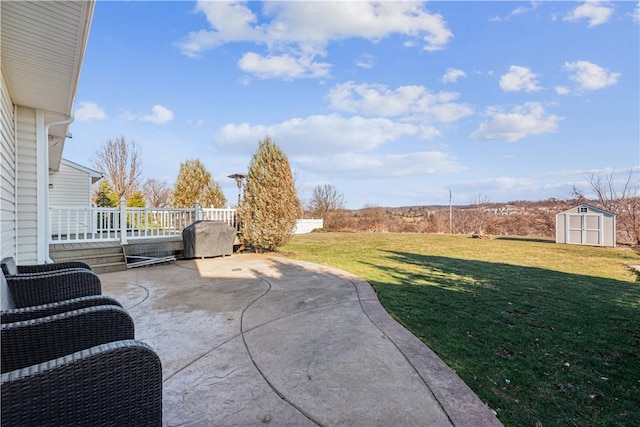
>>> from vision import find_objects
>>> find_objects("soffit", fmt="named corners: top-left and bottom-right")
top-left (1, 1), bottom-right (94, 118)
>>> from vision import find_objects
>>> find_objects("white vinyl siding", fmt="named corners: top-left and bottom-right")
top-left (49, 160), bottom-right (93, 206)
top-left (1, 72), bottom-right (17, 262)
top-left (15, 106), bottom-right (38, 263)
top-left (49, 160), bottom-right (98, 236)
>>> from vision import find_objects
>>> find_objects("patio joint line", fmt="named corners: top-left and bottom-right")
top-left (161, 280), bottom-right (274, 384)
top-left (123, 283), bottom-right (150, 310)
top-left (240, 277), bottom-right (324, 427)
top-left (348, 277), bottom-right (455, 426)
top-left (241, 299), bottom-right (362, 334)
top-left (163, 332), bottom-right (242, 383)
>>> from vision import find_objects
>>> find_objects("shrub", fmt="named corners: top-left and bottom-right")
top-left (239, 136), bottom-right (301, 252)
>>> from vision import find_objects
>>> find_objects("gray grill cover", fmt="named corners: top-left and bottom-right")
top-left (182, 221), bottom-right (236, 259)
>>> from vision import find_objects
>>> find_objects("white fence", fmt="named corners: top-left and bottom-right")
top-left (50, 201), bottom-right (322, 244)
top-left (292, 218), bottom-right (324, 234)
top-left (50, 201), bottom-right (237, 244)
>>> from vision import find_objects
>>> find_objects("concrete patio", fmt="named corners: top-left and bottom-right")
top-left (99, 253), bottom-right (502, 426)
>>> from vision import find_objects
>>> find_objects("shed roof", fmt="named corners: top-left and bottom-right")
top-left (558, 204), bottom-right (614, 216)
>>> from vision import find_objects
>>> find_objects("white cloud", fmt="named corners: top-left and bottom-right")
top-left (238, 52), bottom-right (331, 79)
top-left (327, 82), bottom-right (473, 122)
top-left (294, 151), bottom-right (465, 179)
top-left (355, 54), bottom-right (374, 69)
top-left (499, 66), bottom-right (542, 92)
top-left (564, 1), bottom-right (613, 27)
top-left (179, 1), bottom-right (452, 79)
top-left (215, 114), bottom-right (434, 156)
top-left (442, 68), bottom-right (467, 84)
top-left (511, 1), bottom-right (541, 16)
top-left (564, 60), bottom-right (621, 90)
top-left (471, 102), bottom-right (562, 142)
top-left (633, 2), bottom-right (640, 23)
top-left (455, 176), bottom-right (538, 192)
top-left (140, 105), bottom-right (174, 125)
top-left (179, 2), bottom-right (260, 58)
top-left (491, 1), bottom-right (541, 21)
top-left (555, 86), bottom-right (570, 95)
top-left (75, 101), bottom-right (106, 121)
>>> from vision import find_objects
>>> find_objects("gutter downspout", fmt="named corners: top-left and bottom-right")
top-left (42, 113), bottom-right (74, 263)
top-left (13, 105), bottom-right (19, 262)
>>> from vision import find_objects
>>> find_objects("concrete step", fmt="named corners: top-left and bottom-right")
top-left (50, 242), bottom-right (126, 274)
top-left (91, 262), bottom-right (127, 275)
top-left (49, 238), bottom-right (187, 274)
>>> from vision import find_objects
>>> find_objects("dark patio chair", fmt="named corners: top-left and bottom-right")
top-left (1, 303), bottom-right (161, 425)
top-left (1, 305), bottom-right (135, 373)
top-left (1, 340), bottom-right (162, 426)
top-left (1, 256), bottom-right (91, 276)
top-left (3, 268), bottom-right (101, 308)
top-left (1, 294), bottom-right (122, 323)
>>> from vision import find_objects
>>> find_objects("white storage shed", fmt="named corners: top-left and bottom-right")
top-left (556, 204), bottom-right (616, 247)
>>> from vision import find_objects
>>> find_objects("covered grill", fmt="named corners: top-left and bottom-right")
top-left (182, 221), bottom-right (237, 259)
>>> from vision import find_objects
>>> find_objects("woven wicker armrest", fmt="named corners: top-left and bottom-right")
top-left (1, 340), bottom-right (162, 426)
top-left (6, 268), bottom-right (101, 308)
top-left (1, 305), bottom-right (134, 373)
top-left (1, 295), bottom-right (123, 323)
top-left (1, 257), bottom-right (92, 276)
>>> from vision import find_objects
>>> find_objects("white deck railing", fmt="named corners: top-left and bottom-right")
top-left (50, 200), bottom-right (237, 244)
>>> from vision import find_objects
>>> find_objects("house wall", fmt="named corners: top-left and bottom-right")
top-left (1, 72), bottom-right (17, 262)
top-left (15, 106), bottom-right (39, 263)
top-left (1, 72), bottom-right (17, 309)
top-left (49, 160), bottom-right (93, 206)
top-left (49, 160), bottom-right (96, 237)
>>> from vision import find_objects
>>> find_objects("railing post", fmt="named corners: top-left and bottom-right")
top-left (194, 200), bottom-right (201, 222)
top-left (120, 197), bottom-right (128, 244)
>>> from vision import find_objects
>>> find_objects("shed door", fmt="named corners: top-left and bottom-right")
top-left (567, 214), bottom-right (601, 245)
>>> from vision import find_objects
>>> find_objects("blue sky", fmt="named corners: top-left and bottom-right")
top-left (67, 1), bottom-right (639, 209)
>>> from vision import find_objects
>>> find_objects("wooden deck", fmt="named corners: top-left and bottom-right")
top-left (50, 236), bottom-right (184, 274)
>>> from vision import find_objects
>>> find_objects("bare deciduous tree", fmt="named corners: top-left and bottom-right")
top-left (586, 170), bottom-right (634, 215)
top-left (92, 136), bottom-right (142, 203)
top-left (308, 184), bottom-right (345, 230)
top-left (357, 204), bottom-right (387, 232)
top-left (142, 178), bottom-right (172, 208)
top-left (587, 169), bottom-right (639, 244)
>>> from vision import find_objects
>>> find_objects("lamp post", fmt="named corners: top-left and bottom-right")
top-left (227, 173), bottom-right (246, 205)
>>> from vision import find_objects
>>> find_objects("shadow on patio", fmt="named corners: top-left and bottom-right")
top-left (99, 253), bottom-right (501, 426)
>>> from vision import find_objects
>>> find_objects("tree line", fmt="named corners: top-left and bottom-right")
top-left (304, 174), bottom-right (639, 246)
top-left (91, 135), bottom-right (301, 252)
top-left (92, 136), bottom-right (226, 210)
top-left (91, 136), bottom-right (638, 248)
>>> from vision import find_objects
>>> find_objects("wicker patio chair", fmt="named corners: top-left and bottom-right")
top-left (1, 256), bottom-right (91, 276)
top-left (1, 339), bottom-right (163, 426)
top-left (3, 268), bottom-right (102, 308)
top-left (1, 294), bottom-right (122, 323)
top-left (1, 305), bottom-right (134, 373)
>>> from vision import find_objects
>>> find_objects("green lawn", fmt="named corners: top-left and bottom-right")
top-left (280, 233), bottom-right (640, 427)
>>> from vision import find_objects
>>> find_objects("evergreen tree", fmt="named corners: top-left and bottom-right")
top-left (239, 136), bottom-right (301, 252)
top-left (171, 159), bottom-right (226, 208)
top-left (126, 192), bottom-right (146, 207)
top-left (93, 180), bottom-right (119, 207)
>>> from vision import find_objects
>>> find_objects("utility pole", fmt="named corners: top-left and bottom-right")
top-left (449, 189), bottom-right (453, 234)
